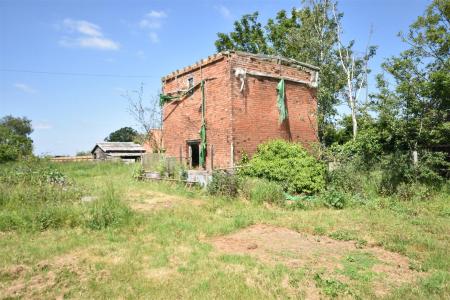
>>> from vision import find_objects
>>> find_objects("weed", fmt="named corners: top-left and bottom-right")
top-left (314, 272), bottom-right (351, 298)
top-left (339, 252), bottom-right (378, 282)
top-left (208, 171), bottom-right (240, 198)
top-left (320, 188), bottom-right (348, 209)
top-left (240, 177), bottom-right (284, 204)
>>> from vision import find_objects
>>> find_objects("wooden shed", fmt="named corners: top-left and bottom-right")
top-left (91, 142), bottom-right (146, 162)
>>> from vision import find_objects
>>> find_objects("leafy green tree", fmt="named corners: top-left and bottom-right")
top-left (373, 0), bottom-right (449, 153)
top-left (215, 1), bottom-right (373, 145)
top-left (76, 151), bottom-right (91, 156)
top-left (0, 115), bottom-right (33, 163)
top-left (215, 12), bottom-right (270, 54)
top-left (105, 127), bottom-right (138, 142)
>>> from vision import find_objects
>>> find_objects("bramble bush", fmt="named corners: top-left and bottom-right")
top-left (240, 140), bottom-right (325, 194)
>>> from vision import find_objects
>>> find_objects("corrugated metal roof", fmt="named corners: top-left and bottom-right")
top-left (91, 142), bottom-right (145, 153)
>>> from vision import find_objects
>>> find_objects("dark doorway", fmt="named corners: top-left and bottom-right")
top-left (188, 141), bottom-right (200, 168)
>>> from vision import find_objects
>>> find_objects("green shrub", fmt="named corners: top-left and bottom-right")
top-left (240, 177), bottom-right (284, 204)
top-left (208, 171), bottom-right (240, 198)
top-left (320, 188), bottom-right (348, 209)
top-left (240, 140), bottom-right (325, 194)
top-left (379, 151), bottom-right (448, 195)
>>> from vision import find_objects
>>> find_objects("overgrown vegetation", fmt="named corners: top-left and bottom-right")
top-left (0, 161), bottom-right (448, 299)
top-left (0, 159), bottom-right (134, 231)
top-left (240, 140), bottom-right (325, 194)
top-left (240, 177), bottom-right (284, 205)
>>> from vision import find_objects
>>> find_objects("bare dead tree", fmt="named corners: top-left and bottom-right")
top-left (332, 4), bottom-right (374, 139)
top-left (122, 83), bottom-right (163, 152)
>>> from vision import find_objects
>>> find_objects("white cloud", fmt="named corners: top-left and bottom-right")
top-left (63, 19), bottom-right (102, 36)
top-left (147, 10), bottom-right (167, 18)
top-left (149, 32), bottom-right (159, 43)
top-left (34, 121), bottom-right (52, 130)
top-left (14, 83), bottom-right (37, 94)
top-left (139, 10), bottom-right (167, 29)
top-left (215, 5), bottom-right (231, 19)
top-left (59, 18), bottom-right (119, 50)
top-left (78, 37), bottom-right (119, 50)
top-left (136, 50), bottom-right (146, 60)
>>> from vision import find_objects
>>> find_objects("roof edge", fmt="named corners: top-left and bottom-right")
top-left (228, 51), bottom-right (320, 71)
top-left (161, 51), bottom-right (319, 82)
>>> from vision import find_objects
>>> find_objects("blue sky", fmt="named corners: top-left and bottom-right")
top-left (0, 0), bottom-right (429, 155)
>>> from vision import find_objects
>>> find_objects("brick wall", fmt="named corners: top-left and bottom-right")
top-left (162, 57), bottom-right (232, 169)
top-left (161, 52), bottom-right (318, 170)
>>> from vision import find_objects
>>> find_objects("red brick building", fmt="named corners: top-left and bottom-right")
top-left (161, 51), bottom-right (319, 170)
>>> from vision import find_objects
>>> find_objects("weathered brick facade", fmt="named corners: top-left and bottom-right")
top-left (161, 51), bottom-right (319, 170)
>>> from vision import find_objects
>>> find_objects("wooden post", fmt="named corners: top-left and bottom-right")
top-left (179, 145), bottom-right (182, 164)
top-left (412, 150), bottom-right (418, 166)
top-left (188, 145), bottom-right (192, 169)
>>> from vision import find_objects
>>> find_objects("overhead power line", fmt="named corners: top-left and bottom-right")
top-left (0, 68), bottom-right (159, 78)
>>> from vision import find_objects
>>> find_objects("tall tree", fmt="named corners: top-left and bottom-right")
top-left (0, 115), bottom-right (33, 163)
top-left (215, 1), bottom-right (372, 144)
top-left (105, 127), bottom-right (138, 142)
top-left (215, 12), bottom-right (270, 54)
top-left (332, 4), bottom-right (376, 139)
top-left (373, 0), bottom-right (449, 154)
top-left (123, 83), bottom-right (163, 151)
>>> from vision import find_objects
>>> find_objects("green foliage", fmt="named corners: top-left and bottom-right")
top-left (104, 126), bottom-right (138, 142)
top-left (76, 150), bottom-right (91, 156)
top-left (84, 184), bottom-right (132, 230)
top-left (215, 2), bottom-right (353, 144)
top-left (132, 163), bottom-right (145, 180)
top-left (339, 252), bottom-right (378, 282)
top-left (240, 140), bottom-right (325, 194)
top-left (208, 171), bottom-right (240, 198)
top-left (240, 177), bottom-right (284, 204)
top-left (379, 151), bottom-right (448, 195)
top-left (0, 115), bottom-right (33, 163)
top-left (313, 273), bottom-right (351, 298)
top-left (0, 159), bottom-right (133, 231)
top-left (320, 188), bottom-right (347, 209)
top-left (372, 0), bottom-right (449, 154)
top-left (156, 158), bottom-right (187, 180)
top-left (215, 12), bottom-right (269, 54)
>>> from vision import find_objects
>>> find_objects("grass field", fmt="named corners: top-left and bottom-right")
top-left (0, 161), bottom-right (449, 299)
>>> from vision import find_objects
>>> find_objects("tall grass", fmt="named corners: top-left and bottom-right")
top-left (0, 159), bottom-right (133, 231)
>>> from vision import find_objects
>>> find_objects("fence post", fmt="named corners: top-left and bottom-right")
top-left (412, 150), bottom-right (418, 166)
top-left (188, 145), bottom-right (192, 169)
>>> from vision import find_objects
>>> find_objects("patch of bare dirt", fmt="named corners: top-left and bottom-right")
top-left (0, 251), bottom-right (86, 299)
top-left (209, 224), bottom-right (425, 296)
top-left (0, 248), bottom-right (120, 299)
top-left (127, 190), bottom-right (203, 212)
